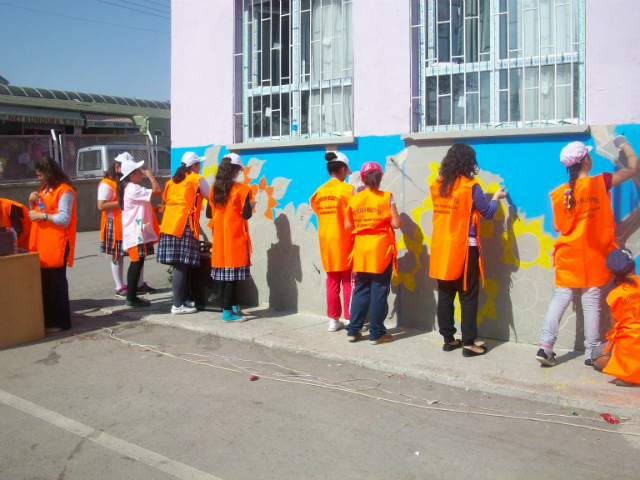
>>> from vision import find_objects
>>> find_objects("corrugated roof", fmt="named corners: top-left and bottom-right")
top-left (0, 84), bottom-right (171, 119)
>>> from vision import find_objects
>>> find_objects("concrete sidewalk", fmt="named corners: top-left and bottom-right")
top-left (105, 296), bottom-right (640, 419)
top-left (66, 232), bottom-right (639, 419)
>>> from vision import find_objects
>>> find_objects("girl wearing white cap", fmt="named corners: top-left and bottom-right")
top-left (209, 153), bottom-right (253, 322)
top-left (97, 159), bottom-right (126, 297)
top-left (116, 153), bottom-right (162, 308)
top-left (310, 152), bottom-right (354, 332)
top-left (157, 152), bottom-right (210, 315)
top-left (537, 137), bottom-right (640, 367)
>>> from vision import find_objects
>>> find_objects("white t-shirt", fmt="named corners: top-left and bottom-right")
top-left (97, 181), bottom-right (116, 219)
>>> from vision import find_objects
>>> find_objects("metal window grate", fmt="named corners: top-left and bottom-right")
top-left (234, 0), bottom-right (353, 144)
top-left (410, 0), bottom-right (585, 133)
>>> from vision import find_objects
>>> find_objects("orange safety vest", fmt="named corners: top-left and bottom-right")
top-left (603, 277), bottom-right (640, 384)
top-left (347, 189), bottom-right (396, 274)
top-left (160, 173), bottom-right (203, 240)
top-left (209, 183), bottom-right (252, 268)
top-left (310, 178), bottom-right (354, 272)
top-left (29, 183), bottom-right (77, 268)
top-left (429, 176), bottom-right (482, 290)
top-left (550, 174), bottom-right (615, 288)
top-left (0, 198), bottom-right (32, 250)
top-left (98, 178), bottom-right (122, 247)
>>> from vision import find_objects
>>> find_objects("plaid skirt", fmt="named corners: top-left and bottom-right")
top-left (211, 265), bottom-right (251, 281)
top-left (130, 243), bottom-right (155, 260)
top-left (99, 218), bottom-right (124, 257)
top-left (157, 222), bottom-right (200, 266)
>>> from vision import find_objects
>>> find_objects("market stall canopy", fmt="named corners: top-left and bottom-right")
top-left (83, 114), bottom-right (136, 128)
top-left (0, 105), bottom-right (84, 127)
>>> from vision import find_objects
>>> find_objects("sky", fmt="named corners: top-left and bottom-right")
top-left (0, 0), bottom-right (170, 101)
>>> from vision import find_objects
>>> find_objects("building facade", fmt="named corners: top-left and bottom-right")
top-left (172, 0), bottom-right (640, 348)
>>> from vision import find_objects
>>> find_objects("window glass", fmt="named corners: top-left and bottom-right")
top-left (78, 150), bottom-right (101, 172)
top-left (411, 0), bottom-right (585, 132)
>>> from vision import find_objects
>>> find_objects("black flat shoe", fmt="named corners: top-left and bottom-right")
top-left (462, 345), bottom-right (487, 357)
top-left (443, 340), bottom-right (462, 352)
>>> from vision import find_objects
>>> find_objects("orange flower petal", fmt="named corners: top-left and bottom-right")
top-left (250, 184), bottom-right (259, 195)
top-left (267, 196), bottom-right (279, 209)
top-left (259, 176), bottom-right (267, 190)
top-left (265, 186), bottom-right (274, 197)
top-left (264, 209), bottom-right (274, 220)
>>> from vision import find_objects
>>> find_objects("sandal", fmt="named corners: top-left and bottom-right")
top-left (443, 339), bottom-right (462, 352)
top-left (462, 345), bottom-right (487, 357)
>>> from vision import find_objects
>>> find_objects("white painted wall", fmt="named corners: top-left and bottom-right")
top-left (171, 0), bottom-right (640, 150)
top-left (352, 0), bottom-right (411, 137)
top-left (171, 0), bottom-right (234, 149)
top-left (586, 0), bottom-right (640, 125)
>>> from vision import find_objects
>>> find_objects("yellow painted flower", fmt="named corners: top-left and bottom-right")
top-left (500, 217), bottom-right (555, 270)
top-left (202, 162), bottom-right (217, 179)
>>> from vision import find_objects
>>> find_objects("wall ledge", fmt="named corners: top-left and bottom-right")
top-left (227, 136), bottom-right (356, 151)
top-left (401, 125), bottom-right (590, 142)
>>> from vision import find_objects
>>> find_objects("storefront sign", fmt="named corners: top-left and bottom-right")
top-left (86, 120), bottom-right (134, 128)
top-left (0, 112), bottom-right (84, 127)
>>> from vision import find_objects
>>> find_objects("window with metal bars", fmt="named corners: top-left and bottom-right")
top-left (410, 0), bottom-right (585, 132)
top-left (234, 0), bottom-right (354, 144)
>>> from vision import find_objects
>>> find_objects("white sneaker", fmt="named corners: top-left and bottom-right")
top-left (171, 304), bottom-right (198, 315)
top-left (184, 300), bottom-right (196, 308)
top-left (328, 319), bottom-right (345, 332)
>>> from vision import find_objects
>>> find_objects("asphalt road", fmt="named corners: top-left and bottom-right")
top-left (2, 317), bottom-right (639, 480)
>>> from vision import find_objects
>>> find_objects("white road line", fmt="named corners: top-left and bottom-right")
top-left (0, 389), bottom-right (223, 480)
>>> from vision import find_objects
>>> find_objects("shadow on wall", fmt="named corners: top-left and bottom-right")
top-left (477, 201), bottom-right (519, 342)
top-left (267, 214), bottom-right (302, 312)
top-left (392, 212), bottom-right (437, 331)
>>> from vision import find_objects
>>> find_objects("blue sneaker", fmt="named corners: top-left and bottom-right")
top-left (232, 305), bottom-right (244, 317)
top-left (222, 310), bottom-right (246, 322)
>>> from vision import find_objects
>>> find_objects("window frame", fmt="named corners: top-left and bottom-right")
top-left (234, 0), bottom-right (354, 144)
top-left (410, 0), bottom-right (586, 133)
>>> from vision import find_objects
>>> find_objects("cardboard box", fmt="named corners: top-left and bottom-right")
top-left (0, 252), bottom-right (45, 349)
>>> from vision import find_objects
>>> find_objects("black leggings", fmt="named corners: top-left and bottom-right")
top-left (40, 243), bottom-right (71, 330)
top-left (221, 280), bottom-right (238, 311)
top-left (436, 246), bottom-right (480, 346)
top-left (127, 258), bottom-right (145, 302)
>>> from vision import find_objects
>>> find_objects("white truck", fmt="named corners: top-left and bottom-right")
top-left (75, 144), bottom-right (171, 178)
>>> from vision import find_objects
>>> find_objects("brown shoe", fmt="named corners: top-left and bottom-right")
top-left (348, 332), bottom-right (362, 342)
top-left (370, 333), bottom-right (393, 345)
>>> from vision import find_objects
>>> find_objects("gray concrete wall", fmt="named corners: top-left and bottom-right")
top-left (0, 176), bottom-right (169, 232)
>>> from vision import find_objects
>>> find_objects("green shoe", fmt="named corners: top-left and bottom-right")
top-left (222, 309), bottom-right (246, 322)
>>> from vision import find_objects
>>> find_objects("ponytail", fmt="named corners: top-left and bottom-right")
top-left (172, 165), bottom-right (191, 183)
top-left (116, 177), bottom-right (128, 210)
top-left (564, 156), bottom-right (586, 209)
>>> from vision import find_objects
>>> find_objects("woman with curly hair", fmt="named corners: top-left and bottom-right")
top-left (429, 143), bottom-right (506, 357)
top-left (209, 153), bottom-right (253, 322)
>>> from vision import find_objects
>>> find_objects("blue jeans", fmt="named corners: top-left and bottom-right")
top-left (346, 262), bottom-right (392, 341)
